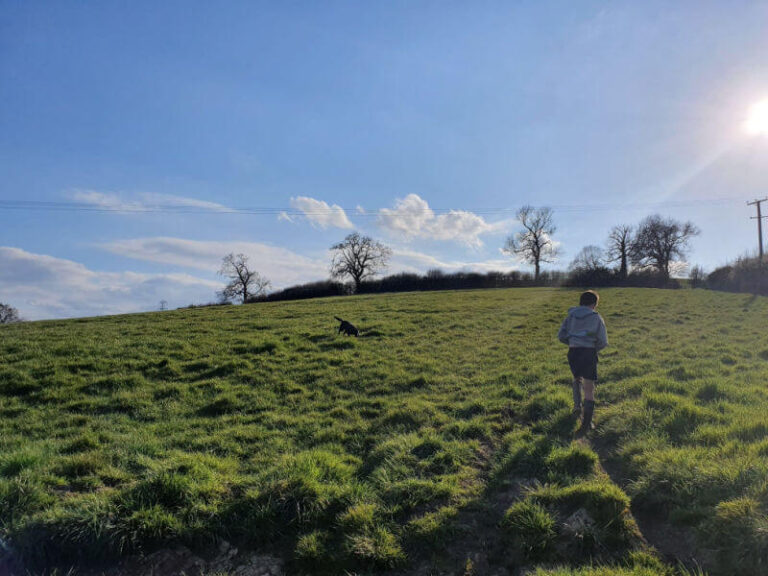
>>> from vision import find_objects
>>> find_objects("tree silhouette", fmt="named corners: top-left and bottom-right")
top-left (218, 253), bottom-right (271, 303)
top-left (0, 303), bottom-right (20, 324)
top-left (330, 232), bottom-right (392, 292)
top-left (569, 245), bottom-right (605, 272)
top-left (630, 215), bottom-right (699, 279)
top-left (606, 224), bottom-right (632, 279)
top-left (503, 206), bottom-right (560, 281)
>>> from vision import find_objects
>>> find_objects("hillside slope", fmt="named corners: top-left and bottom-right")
top-left (1, 288), bottom-right (767, 575)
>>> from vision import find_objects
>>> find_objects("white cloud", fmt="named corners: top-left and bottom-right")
top-left (284, 196), bottom-right (354, 229)
top-left (377, 194), bottom-right (512, 247)
top-left (100, 237), bottom-right (329, 288)
top-left (390, 247), bottom-right (518, 274)
top-left (70, 190), bottom-right (230, 212)
top-left (0, 247), bottom-right (220, 320)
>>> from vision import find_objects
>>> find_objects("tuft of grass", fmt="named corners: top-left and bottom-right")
top-left (0, 367), bottom-right (40, 396)
top-left (344, 526), bottom-right (405, 568)
top-left (700, 497), bottom-right (768, 576)
top-left (198, 393), bottom-right (240, 416)
top-left (0, 476), bottom-right (52, 527)
top-left (294, 529), bottom-right (331, 566)
top-left (501, 500), bottom-right (557, 560)
top-left (546, 444), bottom-right (599, 480)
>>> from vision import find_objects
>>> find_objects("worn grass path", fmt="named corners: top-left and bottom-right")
top-left (1, 287), bottom-right (767, 575)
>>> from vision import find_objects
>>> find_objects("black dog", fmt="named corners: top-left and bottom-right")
top-left (334, 316), bottom-right (360, 337)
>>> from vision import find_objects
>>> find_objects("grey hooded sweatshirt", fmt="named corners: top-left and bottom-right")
top-left (558, 306), bottom-right (608, 350)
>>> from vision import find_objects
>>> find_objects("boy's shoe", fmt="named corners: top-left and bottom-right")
top-left (575, 420), bottom-right (595, 438)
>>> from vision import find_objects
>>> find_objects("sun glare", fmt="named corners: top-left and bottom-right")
top-left (745, 99), bottom-right (768, 135)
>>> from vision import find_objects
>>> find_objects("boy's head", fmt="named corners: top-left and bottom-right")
top-left (579, 290), bottom-right (599, 308)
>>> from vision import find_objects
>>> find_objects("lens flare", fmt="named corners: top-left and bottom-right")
top-left (745, 99), bottom-right (768, 135)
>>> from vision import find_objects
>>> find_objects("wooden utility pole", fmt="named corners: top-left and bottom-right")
top-left (748, 198), bottom-right (768, 263)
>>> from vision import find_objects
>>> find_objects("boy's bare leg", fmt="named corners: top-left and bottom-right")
top-left (582, 379), bottom-right (595, 402)
top-left (572, 377), bottom-right (582, 413)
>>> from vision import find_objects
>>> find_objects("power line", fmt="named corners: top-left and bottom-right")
top-left (0, 197), bottom-right (739, 216)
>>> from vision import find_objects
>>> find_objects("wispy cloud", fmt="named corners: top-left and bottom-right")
top-left (282, 196), bottom-right (354, 229)
top-left (100, 237), bottom-right (329, 288)
top-left (70, 190), bottom-right (230, 212)
top-left (377, 194), bottom-right (513, 248)
top-left (0, 246), bottom-right (220, 320)
top-left (390, 247), bottom-right (517, 274)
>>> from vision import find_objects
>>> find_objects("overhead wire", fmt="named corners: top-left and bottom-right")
top-left (0, 197), bottom-right (739, 216)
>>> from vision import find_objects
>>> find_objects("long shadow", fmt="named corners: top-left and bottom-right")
top-left (586, 433), bottom-right (705, 571)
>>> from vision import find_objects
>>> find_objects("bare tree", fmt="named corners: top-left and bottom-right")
top-left (606, 224), bottom-right (632, 279)
top-left (218, 253), bottom-right (271, 303)
top-left (630, 215), bottom-right (700, 279)
top-left (569, 245), bottom-right (605, 272)
top-left (503, 206), bottom-right (560, 281)
top-left (330, 232), bottom-right (392, 292)
top-left (689, 265), bottom-right (706, 288)
top-left (0, 303), bottom-right (21, 324)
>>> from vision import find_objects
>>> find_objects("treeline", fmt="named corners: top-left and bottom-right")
top-left (250, 267), bottom-right (680, 303)
top-left (704, 256), bottom-right (768, 296)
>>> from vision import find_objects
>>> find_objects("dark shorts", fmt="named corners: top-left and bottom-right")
top-left (568, 347), bottom-right (598, 381)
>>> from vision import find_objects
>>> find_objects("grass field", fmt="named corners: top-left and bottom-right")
top-left (1, 287), bottom-right (768, 575)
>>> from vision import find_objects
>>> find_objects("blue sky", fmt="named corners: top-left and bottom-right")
top-left (2, 1), bottom-right (768, 319)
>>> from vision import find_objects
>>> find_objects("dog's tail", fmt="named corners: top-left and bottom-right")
top-left (334, 316), bottom-right (344, 322)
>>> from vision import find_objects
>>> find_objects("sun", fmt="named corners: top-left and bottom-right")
top-left (745, 99), bottom-right (768, 135)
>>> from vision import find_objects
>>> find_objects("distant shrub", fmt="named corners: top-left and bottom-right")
top-left (251, 280), bottom-right (349, 302)
top-left (565, 266), bottom-right (617, 287)
top-left (706, 256), bottom-right (768, 295)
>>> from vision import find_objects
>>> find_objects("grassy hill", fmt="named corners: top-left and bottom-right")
top-left (1, 287), bottom-right (767, 575)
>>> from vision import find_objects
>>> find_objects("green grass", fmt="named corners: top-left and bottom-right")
top-left (1, 287), bottom-right (767, 574)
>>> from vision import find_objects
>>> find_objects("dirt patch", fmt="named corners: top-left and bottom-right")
top-left (75, 542), bottom-right (284, 576)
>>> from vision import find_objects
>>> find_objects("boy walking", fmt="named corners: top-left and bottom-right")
top-left (558, 290), bottom-right (608, 435)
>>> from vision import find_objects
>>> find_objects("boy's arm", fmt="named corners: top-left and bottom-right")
top-left (557, 317), bottom-right (570, 345)
top-left (595, 317), bottom-right (608, 351)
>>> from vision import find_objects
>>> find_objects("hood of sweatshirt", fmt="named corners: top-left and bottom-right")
top-left (568, 306), bottom-right (597, 319)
